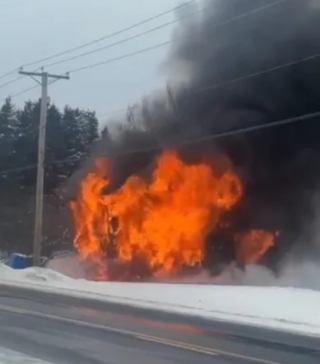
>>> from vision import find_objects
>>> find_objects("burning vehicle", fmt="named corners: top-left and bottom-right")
top-left (69, 0), bottom-right (320, 281)
top-left (70, 149), bottom-right (277, 281)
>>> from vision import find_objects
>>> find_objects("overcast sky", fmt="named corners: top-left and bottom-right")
top-left (0, 0), bottom-right (182, 123)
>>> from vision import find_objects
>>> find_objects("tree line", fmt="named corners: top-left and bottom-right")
top-left (0, 97), bottom-right (99, 194)
top-left (0, 97), bottom-right (100, 255)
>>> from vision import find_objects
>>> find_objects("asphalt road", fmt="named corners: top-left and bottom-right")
top-left (0, 285), bottom-right (319, 364)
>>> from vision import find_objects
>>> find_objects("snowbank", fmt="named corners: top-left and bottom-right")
top-left (45, 255), bottom-right (87, 279)
top-left (0, 346), bottom-right (52, 364)
top-left (1, 264), bottom-right (320, 337)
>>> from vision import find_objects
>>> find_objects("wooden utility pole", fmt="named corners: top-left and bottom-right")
top-left (18, 70), bottom-right (70, 266)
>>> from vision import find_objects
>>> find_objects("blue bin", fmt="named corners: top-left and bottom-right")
top-left (9, 253), bottom-right (33, 269)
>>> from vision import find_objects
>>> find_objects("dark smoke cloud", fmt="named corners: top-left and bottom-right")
top-left (163, 0), bottom-right (320, 266)
top-left (74, 0), bottom-right (320, 271)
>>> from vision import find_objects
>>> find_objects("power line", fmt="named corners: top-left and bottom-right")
top-left (0, 70), bottom-right (70, 103)
top-left (3, 44), bottom-right (320, 107)
top-left (0, 84), bottom-right (40, 104)
top-left (0, 66), bottom-right (68, 91)
top-left (0, 154), bottom-right (81, 176)
top-left (45, 0), bottom-right (286, 71)
top-left (180, 110), bottom-right (320, 145)
top-left (0, 75), bottom-right (25, 90)
top-left (77, 47), bottom-right (320, 118)
top-left (67, 0), bottom-right (286, 75)
top-left (42, 6), bottom-right (205, 70)
top-left (0, 7), bottom-right (189, 95)
top-left (195, 52), bottom-right (320, 94)
top-left (1, 109), bottom-right (319, 176)
top-left (207, 0), bottom-right (286, 30)
top-left (4, 45), bottom-right (169, 99)
top-left (0, 68), bottom-right (19, 82)
top-left (106, 110), bottom-right (320, 156)
top-left (0, 164), bottom-right (39, 175)
top-left (69, 41), bottom-right (170, 74)
top-left (0, 0), bottom-right (284, 88)
top-left (0, 0), bottom-right (196, 82)
top-left (97, 108), bottom-right (127, 118)
top-left (0, 0), bottom-right (285, 99)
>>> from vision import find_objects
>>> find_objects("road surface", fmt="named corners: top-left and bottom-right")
top-left (0, 284), bottom-right (318, 364)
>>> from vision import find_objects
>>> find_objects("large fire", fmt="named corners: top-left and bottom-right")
top-left (70, 150), bottom-right (276, 280)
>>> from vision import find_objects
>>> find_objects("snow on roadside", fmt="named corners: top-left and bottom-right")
top-left (1, 264), bottom-right (320, 337)
top-left (0, 346), bottom-right (53, 364)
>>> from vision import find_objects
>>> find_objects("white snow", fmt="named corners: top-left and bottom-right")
top-left (1, 263), bottom-right (320, 337)
top-left (0, 347), bottom-right (54, 364)
top-left (45, 255), bottom-right (87, 279)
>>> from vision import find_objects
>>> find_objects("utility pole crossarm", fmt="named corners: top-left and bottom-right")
top-left (19, 69), bottom-right (70, 266)
top-left (19, 70), bottom-right (70, 80)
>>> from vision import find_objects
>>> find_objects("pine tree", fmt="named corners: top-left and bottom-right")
top-left (0, 96), bottom-right (100, 255)
top-left (0, 97), bottom-right (18, 190)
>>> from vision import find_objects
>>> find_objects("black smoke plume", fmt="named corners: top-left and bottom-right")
top-left (74, 0), bottom-right (320, 273)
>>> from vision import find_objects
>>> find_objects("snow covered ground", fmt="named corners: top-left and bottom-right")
top-left (0, 346), bottom-right (53, 364)
top-left (1, 263), bottom-right (320, 337)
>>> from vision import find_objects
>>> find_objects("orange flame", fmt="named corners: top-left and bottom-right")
top-left (236, 230), bottom-right (277, 265)
top-left (71, 150), bottom-right (275, 279)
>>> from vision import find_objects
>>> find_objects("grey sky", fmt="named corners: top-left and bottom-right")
top-left (0, 0), bottom-right (180, 123)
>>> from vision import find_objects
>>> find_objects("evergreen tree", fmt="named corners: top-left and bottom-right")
top-left (0, 97), bottom-right (100, 255)
top-left (0, 97), bottom-right (18, 191)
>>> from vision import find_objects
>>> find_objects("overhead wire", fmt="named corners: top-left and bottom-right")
top-left (97, 108), bottom-right (127, 118)
top-left (0, 1), bottom-right (196, 97)
top-left (195, 52), bottom-right (320, 94)
top-left (0, 0), bottom-right (306, 179)
top-left (0, 0), bottom-right (299, 166)
top-left (43, 0), bottom-right (286, 71)
top-left (0, 0), bottom-right (285, 93)
top-left (2, 41), bottom-right (320, 117)
top-left (95, 47), bottom-right (320, 119)
top-left (0, 84), bottom-right (39, 104)
top-left (2, 41), bottom-right (318, 166)
top-left (69, 41), bottom-right (170, 74)
top-left (0, 68), bottom-right (19, 82)
top-left (0, 0), bottom-right (196, 82)
top-left (0, 153), bottom-right (82, 176)
top-left (1, 109), bottom-right (320, 176)
top-left (0, 0), bottom-right (286, 99)
top-left (24, 0), bottom-right (196, 69)
top-left (0, 75), bottom-right (25, 90)
top-left (41, 6), bottom-right (205, 69)
top-left (67, 0), bottom-right (286, 74)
